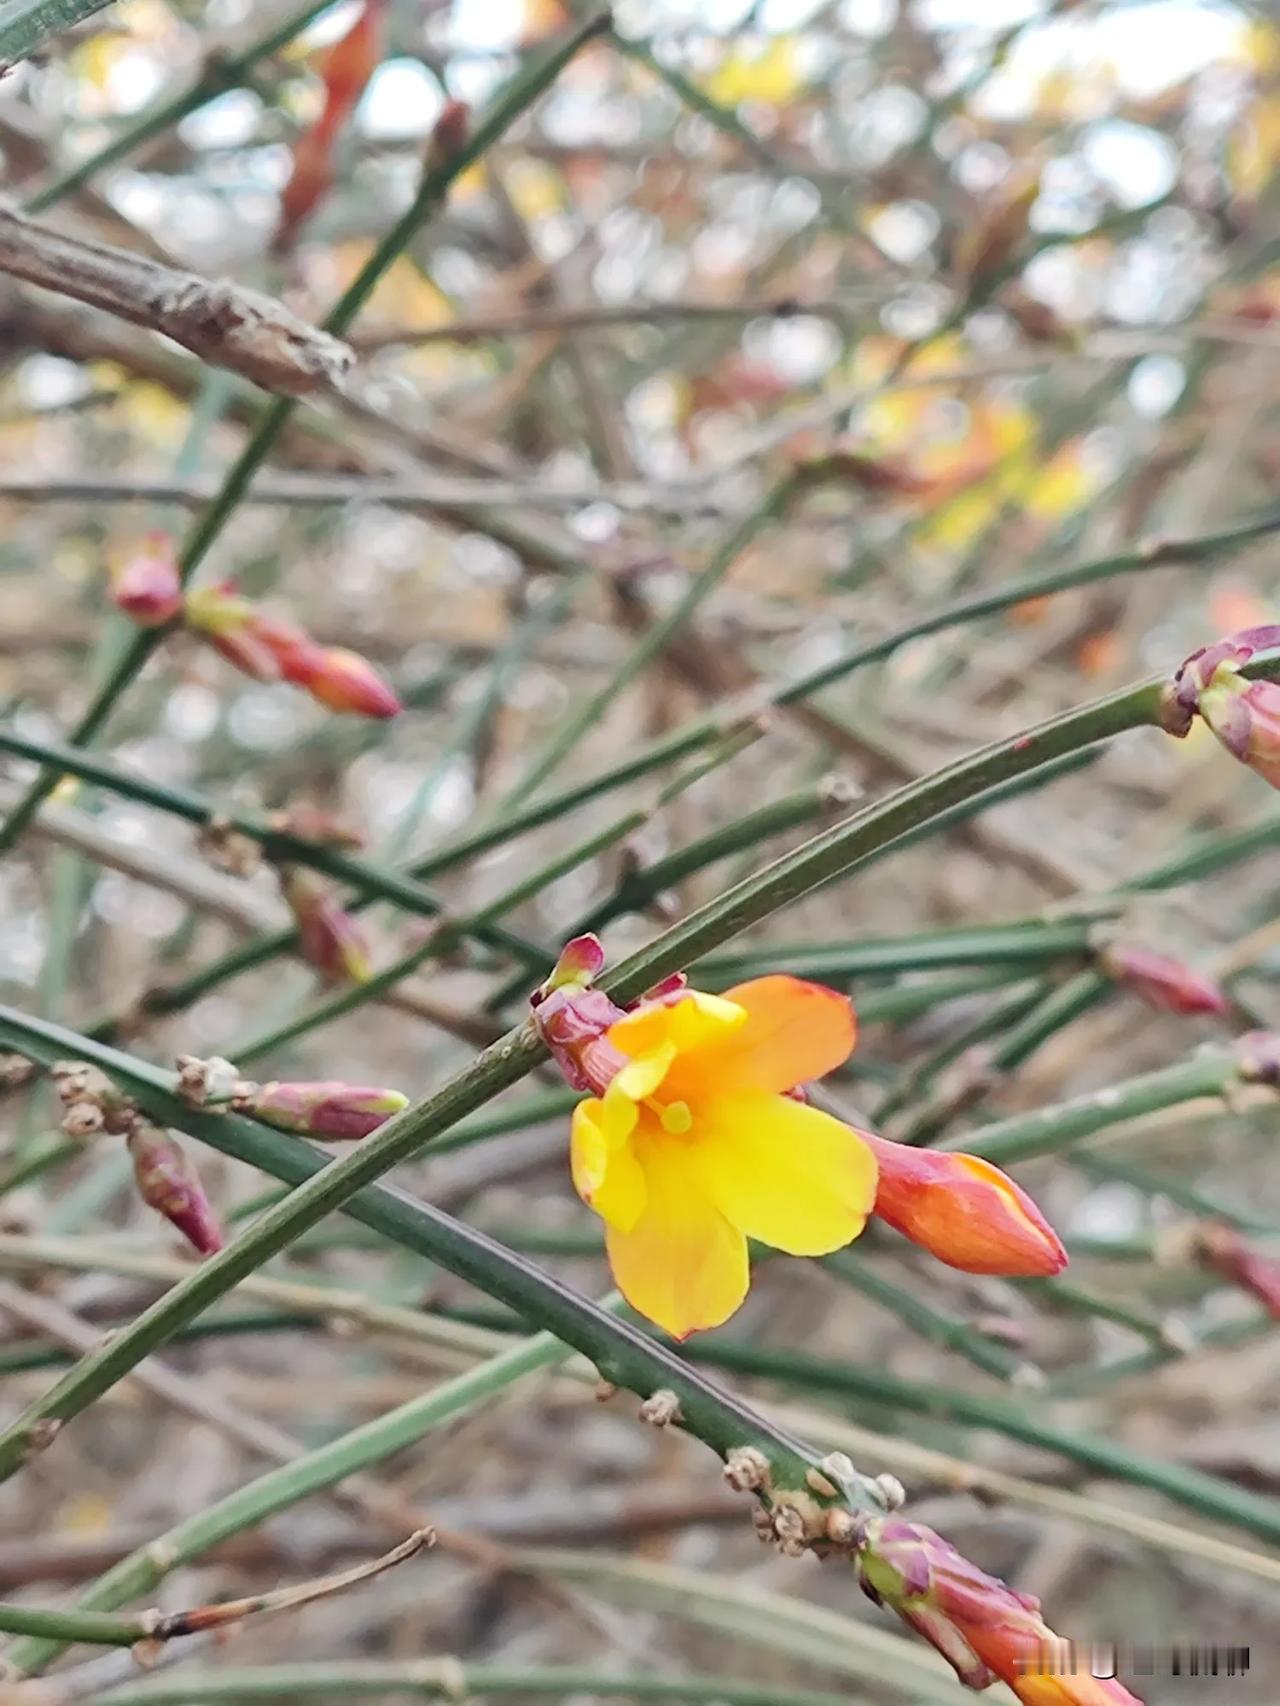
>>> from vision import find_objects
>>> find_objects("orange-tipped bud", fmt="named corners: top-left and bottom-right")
top-left (1195, 1221), bottom-right (1280, 1317)
top-left (184, 581), bottom-right (312, 683)
top-left (856, 1518), bottom-right (1144, 1704)
top-left (274, 0), bottom-right (387, 250)
top-left (238, 1079), bottom-right (407, 1139)
top-left (110, 532), bottom-right (182, 626)
top-left (1099, 943), bottom-right (1229, 1017)
top-left (285, 644), bottom-right (402, 719)
top-left (316, 0), bottom-right (386, 114)
top-left (128, 1124), bottom-right (223, 1255)
top-left (865, 1134), bottom-right (1067, 1276)
top-left (280, 866), bottom-right (372, 983)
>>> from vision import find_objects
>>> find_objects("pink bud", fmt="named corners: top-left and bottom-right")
top-left (127, 1125), bottom-right (223, 1255)
top-left (184, 581), bottom-right (311, 683)
top-left (427, 98), bottom-right (470, 172)
top-left (286, 645), bottom-right (403, 719)
top-left (1099, 943), bottom-right (1230, 1016)
top-left (111, 533), bottom-right (182, 626)
top-left (535, 934), bottom-right (606, 999)
top-left (1196, 1222), bottom-right (1280, 1317)
top-left (280, 866), bottom-right (372, 983)
top-left (531, 936), bottom-right (628, 1094)
top-left (1199, 669), bottom-right (1280, 789)
top-left (241, 1079), bottom-right (408, 1139)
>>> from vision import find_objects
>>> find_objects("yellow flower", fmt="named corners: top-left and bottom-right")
top-left (570, 976), bottom-right (877, 1337)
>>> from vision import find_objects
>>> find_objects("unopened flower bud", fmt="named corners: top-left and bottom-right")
top-left (866, 1133), bottom-right (1067, 1277)
top-left (110, 533), bottom-right (182, 626)
top-left (1198, 667), bottom-right (1280, 789)
top-left (856, 1518), bottom-right (1143, 1702)
top-left (531, 935), bottom-right (628, 1094)
top-left (184, 581), bottom-right (312, 683)
top-left (237, 1079), bottom-right (408, 1140)
top-left (128, 1125), bottom-right (223, 1255)
top-left (285, 645), bottom-right (402, 719)
top-left (175, 1054), bottom-right (244, 1107)
top-left (1098, 944), bottom-right (1230, 1017)
top-left (280, 866), bottom-right (372, 983)
top-left (426, 98), bottom-right (470, 173)
top-left (1195, 1222), bottom-right (1280, 1318)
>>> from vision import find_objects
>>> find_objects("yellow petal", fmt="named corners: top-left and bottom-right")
top-left (571, 1099), bottom-right (646, 1233)
top-left (605, 1132), bottom-right (748, 1337)
top-left (680, 975), bottom-right (856, 1095)
top-left (609, 991), bottom-right (745, 1060)
top-left (612, 1041), bottom-right (675, 1101)
top-left (691, 1091), bottom-right (877, 1256)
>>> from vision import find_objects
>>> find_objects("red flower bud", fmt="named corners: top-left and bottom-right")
top-left (128, 1124), bottom-right (223, 1255)
top-left (1195, 1222), bottom-right (1280, 1317)
top-left (110, 533), bottom-right (182, 626)
top-left (865, 1134), bottom-right (1067, 1276)
top-left (239, 1079), bottom-right (407, 1139)
top-left (280, 866), bottom-right (372, 983)
top-left (285, 645), bottom-right (402, 719)
top-left (274, 0), bottom-right (388, 249)
top-left (426, 98), bottom-right (470, 173)
top-left (1098, 944), bottom-right (1230, 1016)
top-left (184, 581), bottom-right (312, 683)
top-left (857, 1518), bottom-right (1144, 1704)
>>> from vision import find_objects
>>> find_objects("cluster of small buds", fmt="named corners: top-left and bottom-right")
top-left (50, 1061), bottom-right (223, 1256)
top-left (109, 533), bottom-right (183, 627)
top-left (127, 1125), bottom-right (224, 1256)
top-left (1161, 624), bottom-right (1280, 789)
top-left (196, 814), bottom-right (262, 878)
top-left (51, 1060), bottom-right (139, 1141)
top-left (1097, 942), bottom-right (1230, 1017)
top-left (182, 580), bottom-right (402, 720)
top-left (278, 865), bottom-right (372, 983)
top-left (175, 1053), bottom-right (243, 1108)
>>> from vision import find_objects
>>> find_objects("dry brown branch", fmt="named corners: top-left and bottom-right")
top-left (0, 203), bottom-right (354, 396)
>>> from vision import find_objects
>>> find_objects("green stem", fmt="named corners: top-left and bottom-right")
top-left (504, 475), bottom-right (796, 804)
top-left (0, 0), bottom-right (114, 66)
top-left (90, 1668), bottom-right (855, 1706)
top-left (0, 10), bottom-right (613, 858)
top-left (0, 1602), bottom-right (145, 1646)
top-left (946, 1050), bottom-right (1240, 1167)
top-left (0, 725), bottom-right (542, 965)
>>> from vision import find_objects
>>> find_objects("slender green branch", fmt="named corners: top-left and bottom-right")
top-left (0, 0), bottom-right (114, 67)
top-left (90, 1669), bottom-right (856, 1706)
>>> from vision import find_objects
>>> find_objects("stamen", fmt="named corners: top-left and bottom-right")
top-left (660, 1100), bottom-right (693, 1134)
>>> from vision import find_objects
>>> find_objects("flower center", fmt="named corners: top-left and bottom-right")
top-left (656, 1098), bottom-right (693, 1135)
